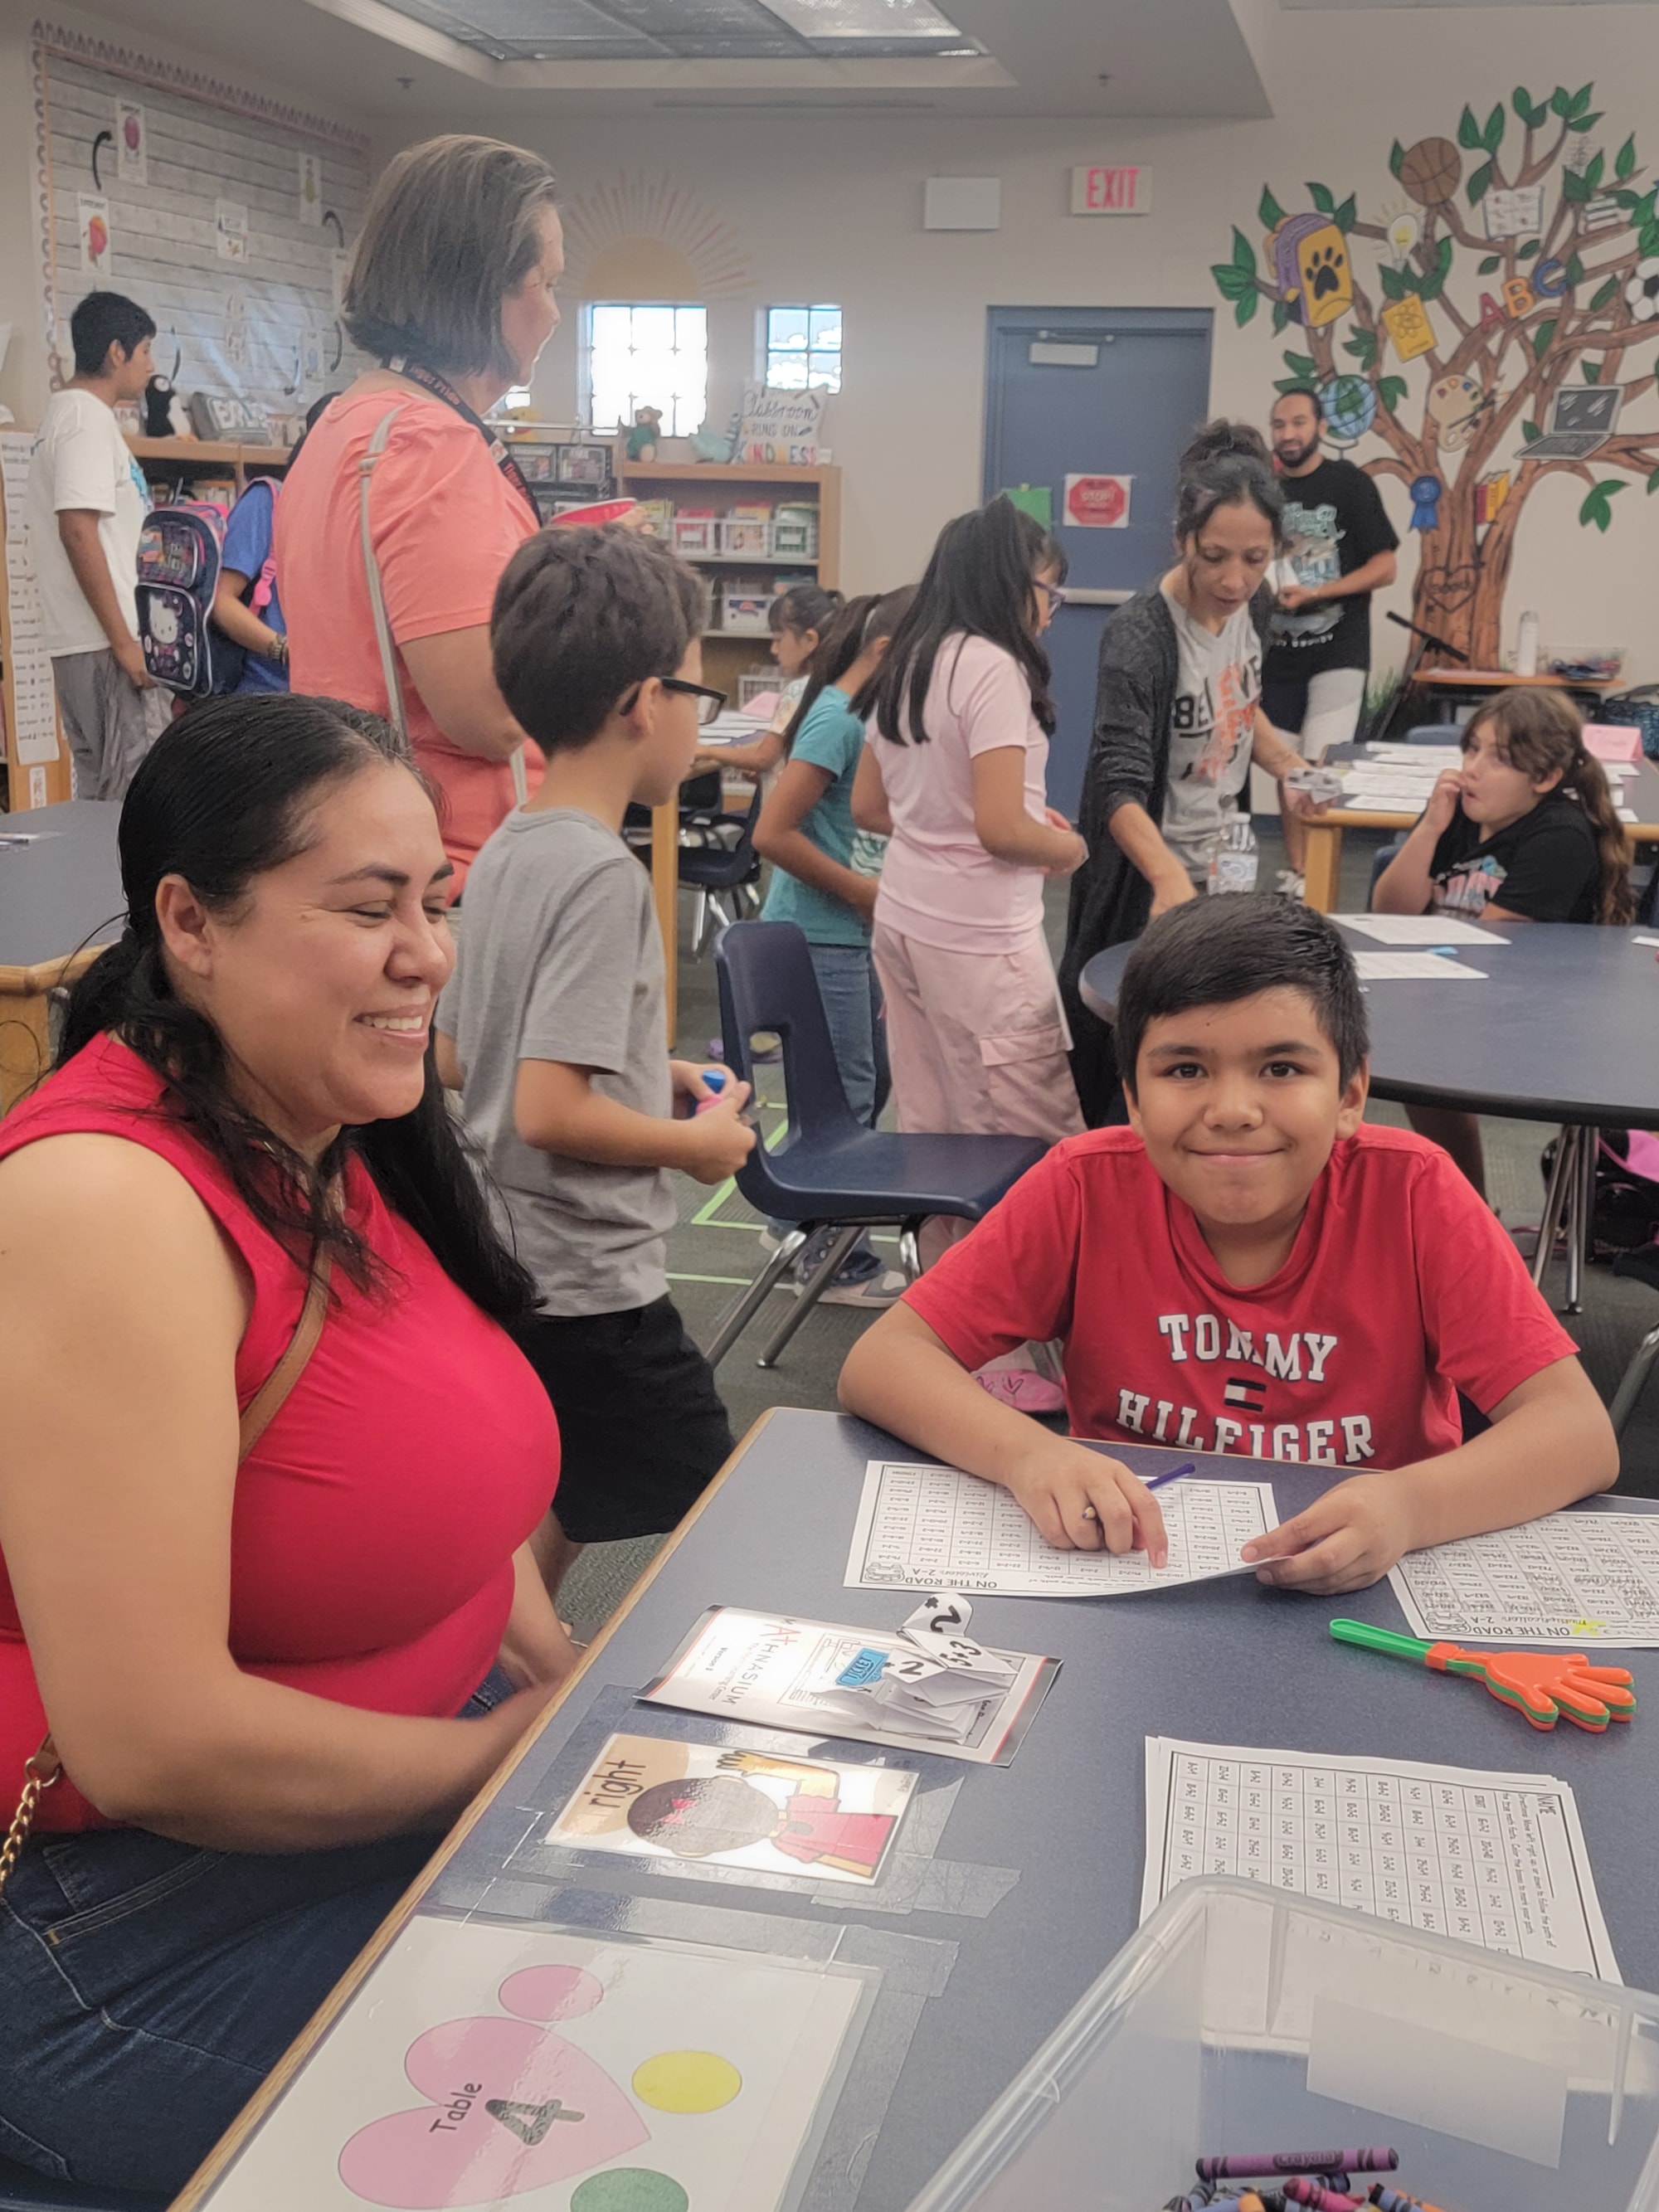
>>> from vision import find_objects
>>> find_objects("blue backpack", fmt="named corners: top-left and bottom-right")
top-left (136, 503), bottom-right (226, 696)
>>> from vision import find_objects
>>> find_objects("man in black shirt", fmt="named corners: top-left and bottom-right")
top-left (1261, 386), bottom-right (1399, 892)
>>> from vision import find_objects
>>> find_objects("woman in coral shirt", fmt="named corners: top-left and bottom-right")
top-left (0, 699), bottom-right (575, 2195)
top-left (277, 134), bottom-right (563, 891)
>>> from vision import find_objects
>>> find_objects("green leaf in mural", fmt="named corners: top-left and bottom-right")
top-left (1389, 139), bottom-right (1405, 177)
top-left (1332, 193), bottom-right (1357, 234)
top-left (1568, 82), bottom-right (1594, 119)
top-left (1640, 218), bottom-right (1659, 258)
top-left (1377, 376), bottom-right (1408, 414)
top-left (1210, 262), bottom-right (1250, 300)
top-left (1258, 186), bottom-right (1284, 231)
top-left (1615, 189), bottom-right (1642, 210)
top-left (1306, 181), bottom-right (1335, 214)
top-left (1520, 420), bottom-right (1541, 442)
top-left (1457, 105), bottom-right (1482, 151)
top-left (1377, 264), bottom-right (1408, 301)
top-left (1579, 478), bottom-right (1626, 532)
top-left (1483, 103), bottom-right (1505, 153)
top-left (1343, 326), bottom-right (1378, 367)
top-left (1235, 291), bottom-right (1258, 328)
top-left (1533, 318), bottom-right (1559, 358)
top-left (1584, 361), bottom-right (1600, 382)
top-left (1647, 467), bottom-right (1659, 493)
top-left (1584, 151), bottom-right (1605, 193)
top-left (1418, 235), bottom-right (1456, 301)
top-left (1282, 350), bottom-right (1317, 378)
top-left (1568, 114), bottom-right (1604, 135)
top-left (1513, 86), bottom-right (1547, 128)
top-left (1273, 374), bottom-right (1311, 395)
top-left (1467, 160), bottom-right (1493, 206)
top-left (1232, 226), bottom-right (1256, 274)
top-left (1591, 275), bottom-right (1621, 310)
top-left (1617, 134), bottom-right (1637, 182)
top-left (1272, 298), bottom-right (1291, 333)
top-left (1561, 166), bottom-right (1588, 204)
top-left (1479, 255), bottom-right (1501, 275)
top-left (1564, 251), bottom-right (1585, 288)
top-left (1550, 85), bottom-right (1571, 119)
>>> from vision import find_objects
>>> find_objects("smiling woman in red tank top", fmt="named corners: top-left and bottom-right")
top-left (0, 698), bottom-right (573, 2195)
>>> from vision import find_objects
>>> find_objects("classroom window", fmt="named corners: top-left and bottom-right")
top-left (764, 304), bottom-right (843, 392)
top-left (584, 303), bottom-right (708, 438)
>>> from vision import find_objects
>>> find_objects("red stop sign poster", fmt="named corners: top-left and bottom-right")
top-left (1063, 474), bottom-right (1132, 528)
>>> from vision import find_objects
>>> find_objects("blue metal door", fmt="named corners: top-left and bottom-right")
top-left (983, 306), bottom-right (1214, 814)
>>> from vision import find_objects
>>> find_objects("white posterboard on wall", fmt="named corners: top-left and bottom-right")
top-left (32, 24), bottom-right (372, 421)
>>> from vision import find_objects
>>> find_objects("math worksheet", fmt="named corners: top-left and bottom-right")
top-left (844, 1460), bottom-right (1274, 1597)
top-left (1335, 914), bottom-right (1509, 947)
top-left (1141, 1737), bottom-right (1618, 1981)
top-left (1350, 951), bottom-right (1487, 981)
top-left (1391, 1513), bottom-right (1659, 1647)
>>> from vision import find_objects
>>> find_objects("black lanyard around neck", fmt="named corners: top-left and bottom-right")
top-left (385, 356), bottom-right (540, 525)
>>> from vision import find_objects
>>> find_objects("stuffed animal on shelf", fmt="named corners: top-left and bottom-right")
top-left (625, 406), bottom-right (664, 462)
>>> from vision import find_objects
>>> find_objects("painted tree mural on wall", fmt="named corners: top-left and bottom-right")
top-left (1212, 82), bottom-right (1659, 665)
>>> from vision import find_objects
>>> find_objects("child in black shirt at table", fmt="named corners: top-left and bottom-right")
top-left (1373, 687), bottom-right (1633, 1194)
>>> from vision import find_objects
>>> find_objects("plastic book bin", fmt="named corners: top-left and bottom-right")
top-left (905, 1878), bottom-right (1659, 2212)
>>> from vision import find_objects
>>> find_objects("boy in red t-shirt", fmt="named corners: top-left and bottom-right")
top-left (839, 894), bottom-right (1617, 1593)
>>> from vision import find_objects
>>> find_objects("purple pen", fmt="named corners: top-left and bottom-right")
top-left (1145, 1460), bottom-right (1198, 1493)
top-left (1198, 2152), bottom-right (1398, 2182)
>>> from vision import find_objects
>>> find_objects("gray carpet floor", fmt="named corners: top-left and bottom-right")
top-left (557, 824), bottom-right (1659, 1641)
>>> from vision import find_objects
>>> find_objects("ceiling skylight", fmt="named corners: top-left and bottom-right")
top-left (367, 0), bottom-right (971, 62)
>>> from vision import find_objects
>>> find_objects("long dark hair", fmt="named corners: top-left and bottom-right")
top-left (1462, 689), bottom-right (1635, 926)
top-left (858, 496), bottom-right (1065, 743)
top-left (57, 695), bottom-right (537, 1322)
top-left (768, 581), bottom-right (844, 644)
top-left (780, 586), bottom-right (916, 756)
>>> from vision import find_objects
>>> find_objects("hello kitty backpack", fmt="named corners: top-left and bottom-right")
top-left (135, 501), bottom-right (226, 695)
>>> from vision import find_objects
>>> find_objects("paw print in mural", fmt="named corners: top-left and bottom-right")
top-left (338, 1963), bottom-right (738, 2209)
top-left (1306, 241), bottom-right (1346, 302)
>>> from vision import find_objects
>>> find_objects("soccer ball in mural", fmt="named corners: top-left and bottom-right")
top-left (1627, 257), bottom-right (1659, 322)
top-left (1319, 374), bottom-right (1379, 445)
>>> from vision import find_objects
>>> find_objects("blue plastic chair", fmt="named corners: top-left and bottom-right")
top-left (679, 790), bottom-right (762, 956)
top-left (706, 922), bottom-right (1048, 1369)
top-left (0, 2160), bottom-right (164, 2212)
top-left (1368, 833), bottom-right (1408, 904)
top-left (1401, 722), bottom-right (1464, 745)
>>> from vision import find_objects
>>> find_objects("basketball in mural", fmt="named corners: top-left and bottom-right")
top-left (1399, 137), bottom-right (1462, 208)
top-left (1318, 374), bottom-right (1378, 445)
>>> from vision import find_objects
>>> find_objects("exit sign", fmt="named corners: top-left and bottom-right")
top-left (1071, 164), bottom-right (1151, 216)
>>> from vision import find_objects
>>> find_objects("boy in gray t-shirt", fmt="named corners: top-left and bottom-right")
top-left (436, 527), bottom-right (754, 1598)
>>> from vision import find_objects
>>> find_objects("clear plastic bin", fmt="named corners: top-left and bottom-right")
top-left (907, 1878), bottom-right (1659, 2212)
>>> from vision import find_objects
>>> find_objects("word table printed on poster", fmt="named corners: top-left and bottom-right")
top-left (845, 1457), bottom-right (1274, 1597)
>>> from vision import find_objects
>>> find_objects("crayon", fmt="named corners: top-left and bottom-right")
top-left (1283, 2185), bottom-right (1360, 2211)
top-left (1199, 2154), bottom-right (1397, 2183)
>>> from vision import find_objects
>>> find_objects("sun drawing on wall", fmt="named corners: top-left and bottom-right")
top-left (559, 170), bottom-right (752, 300)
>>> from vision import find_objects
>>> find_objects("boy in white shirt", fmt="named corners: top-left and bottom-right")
top-left (26, 291), bottom-right (168, 800)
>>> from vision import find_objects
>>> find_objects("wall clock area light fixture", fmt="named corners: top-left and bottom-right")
top-left (361, 0), bottom-right (980, 64)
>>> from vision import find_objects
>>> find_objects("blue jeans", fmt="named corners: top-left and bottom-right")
top-left (766, 944), bottom-right (890, 1246)
top-left (808, 941), bottom-right (889, 1131)
top-left (0, 1670), bottom-right (513, 2197)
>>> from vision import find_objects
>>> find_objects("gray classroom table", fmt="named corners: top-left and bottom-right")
top-left (0, 802), bottom-right (124, 1112)
top-left (179, 1407), bottom-right (1659, 2212)
top-left (1082, 920), bottom-right (1659, 1311)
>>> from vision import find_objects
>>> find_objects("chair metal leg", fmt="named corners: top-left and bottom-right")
top-left (1531, 1124), bottom-right (1574, 1291)
top-left (756, 1223), bottom-right (864, 1369)
top-left (688, 888), bottom-right (711, 958)
top-left (703, 1228), bottom-right (809, 1370)
top-left (1609, 1323), bottom-right (1659, 1437)
top-left (898, 1218), bottom-right (923, 1282)
top-left (1569, 1122), bottom-right (1598, 1314)
top-left (737, 879), bottom-right (762, 916)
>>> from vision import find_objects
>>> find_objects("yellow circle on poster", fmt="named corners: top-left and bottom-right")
top-left (631, 2051), bottom-right (742, 2114)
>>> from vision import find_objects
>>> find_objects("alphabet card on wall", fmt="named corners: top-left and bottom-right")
top-left (198, 1914), bottom-right (869, 2211)
top-left (548, 1735), bottom-right (916, 1889)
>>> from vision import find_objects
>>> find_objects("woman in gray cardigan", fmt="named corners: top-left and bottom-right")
top-left (1058, 423), bottom-right (1318, 1124)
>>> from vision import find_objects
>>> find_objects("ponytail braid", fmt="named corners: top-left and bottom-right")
top-left (1560, 750), bottom-right (1636, 925)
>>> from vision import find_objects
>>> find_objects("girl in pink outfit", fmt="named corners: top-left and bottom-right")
top-left (851, 498), bottom-right (1086, 1410)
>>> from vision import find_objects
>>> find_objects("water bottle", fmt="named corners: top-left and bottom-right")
top-left (1515, 609), bottom-right (1540, 678)
top-left (1208, 811), bottom-right (1259, 896)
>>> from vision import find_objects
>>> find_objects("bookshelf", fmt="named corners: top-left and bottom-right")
top-left (125, 435), bottom-right (293, 503)
top-left (617, 461), bottom-right (841, 697)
